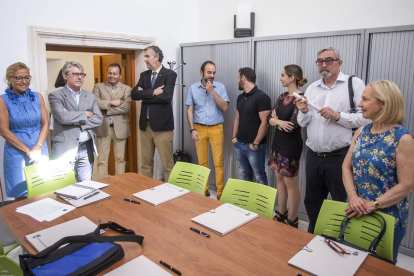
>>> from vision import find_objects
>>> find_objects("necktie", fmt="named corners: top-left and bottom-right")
top-left (147, 71), bottom-right (157, 118)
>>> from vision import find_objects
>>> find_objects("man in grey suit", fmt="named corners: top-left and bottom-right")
top-left (49, 61), bottom-right (103, 182)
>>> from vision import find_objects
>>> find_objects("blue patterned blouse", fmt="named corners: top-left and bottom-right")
top-left (352, 123), bottom-right (411, 228)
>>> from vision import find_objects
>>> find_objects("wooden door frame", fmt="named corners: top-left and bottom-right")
top-left (28, 25), bottom-right (155, 173)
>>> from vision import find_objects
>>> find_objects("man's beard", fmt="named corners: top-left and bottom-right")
top-left (320, 69), bottom-right (332, 78)
top-left (238, 83), bottom-right (244, 90)
top-left (203, 77), bottom-right (214, 84)
top-left (146, 63), bottom-right (154, 70)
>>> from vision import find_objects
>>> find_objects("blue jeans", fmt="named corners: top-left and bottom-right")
top-left (234, 141), bottom-right (268, 185)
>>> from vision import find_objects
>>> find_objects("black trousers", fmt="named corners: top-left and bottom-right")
top-left (304, 147), bottom-right (348, 233)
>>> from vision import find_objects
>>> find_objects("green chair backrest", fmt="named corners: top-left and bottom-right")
top-left (220, 178), bottom-right (277, 219)
top-left (315, 200), bottom-right (395, 263)
top-left (24, 160), bottom-right (76, 198)
top-left (168, 162), bottom-right (211, 195)
top-left (0, 241), bottom-right (23, 276)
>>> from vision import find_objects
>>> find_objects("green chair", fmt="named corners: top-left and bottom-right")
top-left (0, 241), bottom-right (23, 276)
top-left (314, 199), bottom-right (395, 263)
top-left (220, 178), bottom-right (277, 219)
top-left (168, 162), bottom-right (211, 195)
top-left (24, 159), bottom-right (76, 198)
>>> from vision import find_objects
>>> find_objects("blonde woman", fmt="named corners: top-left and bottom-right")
top-left (342, 80), bottom-right (414, 263)
top-left (0, 62), bottom-right (49, 199)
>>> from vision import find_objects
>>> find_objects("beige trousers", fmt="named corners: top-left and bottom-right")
top-left (140, 121), bottom-right (174, 181)
top-left (96, 127), bottom-right (127, 178)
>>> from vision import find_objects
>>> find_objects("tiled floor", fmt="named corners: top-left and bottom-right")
top-left (207, 189), bottom-right (414, 273)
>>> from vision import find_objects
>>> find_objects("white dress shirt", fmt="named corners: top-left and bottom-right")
top-left (297, 71), bottom-right (371, 152)
top-left (67, 85), bottom-right (91, 143)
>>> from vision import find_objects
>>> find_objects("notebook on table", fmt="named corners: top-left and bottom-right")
top-left (54, 183), bottom-right (97, 199)
top-left (25, 216), bottom-right (98, 252)
top-left (59, 190), bottom-right (111, 208)
top-left (288, 236), bottom-right (369, 276)
top-left (133, 183), bottom-right (190, 206)
top-left (104, 255), bottom-right (172, 276)
top-left (191, 203), bottom-right (259, 235)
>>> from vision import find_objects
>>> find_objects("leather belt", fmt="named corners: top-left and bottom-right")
top-left (310, 146), bottom-right (349, 158)
top-left (195, 123), bottom-right (222, 127)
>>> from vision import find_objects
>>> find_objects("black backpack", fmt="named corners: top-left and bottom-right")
top-left (173, 149), bottom-right (191, 163)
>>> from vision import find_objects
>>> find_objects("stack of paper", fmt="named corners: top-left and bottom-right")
top-left (75, 180), bottom-right (109, 190)
top-left (54, 184), bottom-right (97, 199)
top-left (16, 198), bottom-right (75, 222)
top-left (25, 216), bottom-right (98, 252)
top-left (133, 183), bottom-right (190, 206)
top-left (288, 236), bottom-right (369, 276)
top-left (191, 203), bottom-right (259, 235)
top-left (104, 256), bottom-right (172, 276)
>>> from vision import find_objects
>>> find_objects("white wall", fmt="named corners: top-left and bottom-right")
top-left (0, 0), bottom-right (199, 200)
top-left (197, 0), bottom-right (414, 41)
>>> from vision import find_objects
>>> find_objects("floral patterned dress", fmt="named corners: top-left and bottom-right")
top-left (268, 92), bottom-right (303, 177)
top-left (352, 123), bottom-right (411, 228)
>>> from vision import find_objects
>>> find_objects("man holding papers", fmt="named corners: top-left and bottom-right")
top-left (296, 47), bottom-right (370, 233)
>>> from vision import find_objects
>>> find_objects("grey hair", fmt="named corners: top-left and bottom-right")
top-left (62, 61), bottom-right (84, 76)
top-left (144, 46), bottom-right (164, 63)
top-left (317, 47), bottom-right (341, 60)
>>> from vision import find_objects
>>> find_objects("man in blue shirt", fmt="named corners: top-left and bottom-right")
top-left (185, 61), bottom-right (229, 200)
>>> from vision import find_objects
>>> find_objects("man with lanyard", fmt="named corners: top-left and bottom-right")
top-left (296, 47), bottom-right (370, 233)
top-left (185, 61), bottom-right (229, 200)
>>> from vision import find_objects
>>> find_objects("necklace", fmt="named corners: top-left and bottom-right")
top-left (371, 124), bottom-right (395, 134)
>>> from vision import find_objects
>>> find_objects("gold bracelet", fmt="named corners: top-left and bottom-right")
top-left (232, 137), bottom-right (237, 143)
top-left (38, 143), bottom-right (43, 148)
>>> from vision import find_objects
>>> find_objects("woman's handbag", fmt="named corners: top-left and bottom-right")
top-left (322, 212), bottom-right (394, 264)
top-left (20, 221), bottom-right (144, 276)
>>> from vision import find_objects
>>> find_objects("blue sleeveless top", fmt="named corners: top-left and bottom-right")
top-left (352, 123), bottom-right (410, 228)
top-left (1, 87), bottom-right (48, 197)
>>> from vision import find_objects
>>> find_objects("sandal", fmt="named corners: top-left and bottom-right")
top-left (273, 210), bottom-right (288, 222)
top-left (283, 217), bottom-right (299, 228)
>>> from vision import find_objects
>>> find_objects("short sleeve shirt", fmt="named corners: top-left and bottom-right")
top-left (236, 86), bottom-right (271, 143)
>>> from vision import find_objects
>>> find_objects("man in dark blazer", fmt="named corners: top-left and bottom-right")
top-left (49, 61), bottom-right (103, 182)
top-left (131, 46), bottom-right (177, 181)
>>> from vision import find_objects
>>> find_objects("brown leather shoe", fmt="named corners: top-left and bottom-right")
top-left (205, 190), bottom-right (210, 197)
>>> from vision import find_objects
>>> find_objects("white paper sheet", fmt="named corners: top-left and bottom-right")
top-left (16, 198), bottom-right (75, 222)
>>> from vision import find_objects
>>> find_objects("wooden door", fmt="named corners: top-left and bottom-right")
top-left (93, 54), bottom-right (136, 175)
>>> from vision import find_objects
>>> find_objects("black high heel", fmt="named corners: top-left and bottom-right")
top-left (283, 217), bottom-right (299, 228)
top-left (273, 210), bottom-right (288, 222)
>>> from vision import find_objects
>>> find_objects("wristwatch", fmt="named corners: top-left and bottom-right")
top-left (374, 200), bottom-right (381, 210)
top-left (190, 128), bottom-right (196, 133)
top-left (253, 143), bottom-right (259, 149)
top-left (38, 143), bottom-right (43, 148)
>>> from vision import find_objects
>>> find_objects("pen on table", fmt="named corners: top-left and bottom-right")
top-left (159, 260), bottom-right (181, 275)
top-left (190, 226), bottom-right (210, 238)
top-left (84, 191), bottom-right (99, 200)
top-left (124, 198), bottom-right (140, 204)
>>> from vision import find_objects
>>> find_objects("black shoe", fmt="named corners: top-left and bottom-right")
top-left (273, 210), bottom-right (288, 222)
top-left (217, 194), bottom-right (221, 201)
top-left (283, 217), bottom-right (299, 228)
top-left (205, 190), bottom-right (210, 197)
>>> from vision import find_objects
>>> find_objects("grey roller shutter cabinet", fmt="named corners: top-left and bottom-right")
top-left (179, 25), bottom-right (414, 257)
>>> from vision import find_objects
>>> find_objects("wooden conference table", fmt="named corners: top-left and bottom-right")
top-left (1, 173), bottom-right (412, 275)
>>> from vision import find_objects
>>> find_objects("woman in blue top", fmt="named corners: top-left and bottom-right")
top-left (0, 62), bottom-right (49, 200)
top-left (342, 80), bottom-right (414, 263)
